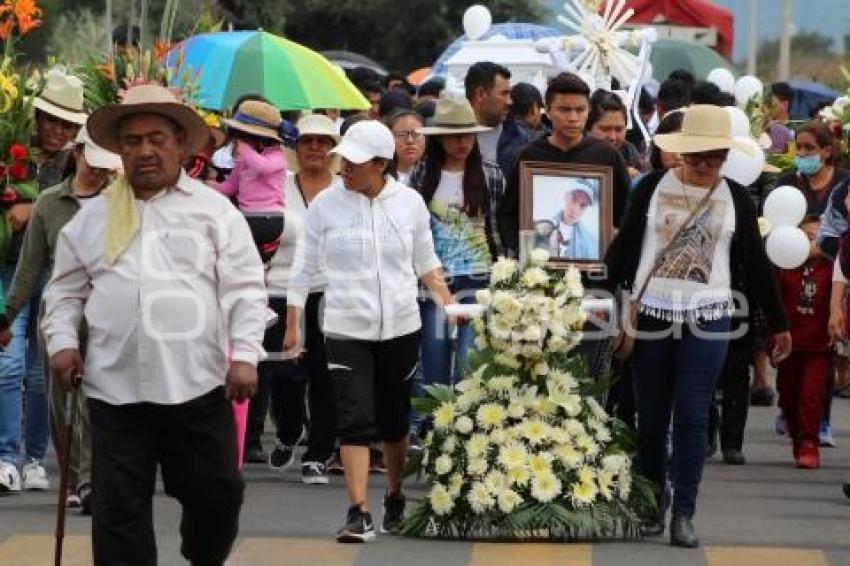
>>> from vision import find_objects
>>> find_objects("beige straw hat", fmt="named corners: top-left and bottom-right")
top-left (223, 100), bottom-right (283, 142)
top-left (87, 84), bottom-right (210, 156)
top-left (33, 71), bottom-right (88, 125)
top-left (417, 96), bottom-right (491, 135)
top-left (654, 104), bottom-right (754, 155)
top-left (286, 113), bottom-right (340, 174)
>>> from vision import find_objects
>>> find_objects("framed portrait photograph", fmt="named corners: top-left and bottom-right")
top-left (519, 161), bottom-right (614, 270)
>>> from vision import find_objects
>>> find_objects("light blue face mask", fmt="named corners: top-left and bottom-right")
top-left (795, 154), bottom-right (823, 176)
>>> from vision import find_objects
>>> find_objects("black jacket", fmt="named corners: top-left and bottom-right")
top-left (497, 135), bottom-right (631, 255)
top-left (603, 170), bottom-right (789, 333)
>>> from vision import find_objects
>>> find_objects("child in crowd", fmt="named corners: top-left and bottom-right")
top-left (776, 216), bottom-right (833, 469)
top-left (213, 100), bottom-right (296, 263)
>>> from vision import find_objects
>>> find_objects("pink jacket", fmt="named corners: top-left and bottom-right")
top-left (212, 142), bottom-right (286, 212)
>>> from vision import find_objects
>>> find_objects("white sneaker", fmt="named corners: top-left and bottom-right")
top-left (22, 459), bottom-right (49, 491)
top-left (0, 461), bottom-right (21, 493)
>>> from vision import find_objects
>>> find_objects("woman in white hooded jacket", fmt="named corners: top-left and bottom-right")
top-left (284, 120), bottom-right (455, 543)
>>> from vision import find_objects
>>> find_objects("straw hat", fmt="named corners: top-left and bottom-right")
top-left (74, 126), bottom-right (123, 170)
top-left (654, 104), bottom-right (753, 155)
top-left (33, 70), bottom-right (88, 125)
top-left (417, 96), bottom-right (491, 135)
top-left (286, 113), bottom-right (340, 174)
top-left (87, 85), bottom-right (210, 156)
top-left (223, 100), bottom-right (283, 142)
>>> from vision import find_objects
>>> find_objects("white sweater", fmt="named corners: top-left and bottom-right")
top-left (287, 177), bottom-right (442, 341)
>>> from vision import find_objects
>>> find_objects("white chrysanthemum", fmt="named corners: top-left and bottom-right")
top-left (429, 483), bottom-right (455, 516)
top-left (523, 325), bottom-right (543, 343)
top-left (594, 425), bottom-right (612, 442)
top-left (498, 443), bottom-right (528, 470)
top-left (475, 288), bottom-right (493, 306)
top-left (476, 403), bottom-right (507, 429)
top-left (489, 317), bottom-right (514, 341)
top-left (564, 266), bottom-right (584, 296)
top-left (586, 397), bottom-right (609, 421)
top-left (602, 454), bottom-right (628, 474)
top-left (548, 335), bottom-right (569, 353)
top-left (487, 375), bottom-right (516, 394)
top-left (434, 454), bottom-right (453, 476)
top-left (555, 444), bottom-right (583, 469)
top-left (529, 247), bottom-right (550, 265)
top-left (522, 420), bottom-right (550, 445)
top-left (597, 470), bottom-right (615, 500)
top-left (530, 471), bottom-right (562, 503)
top-left (484, 470), bottom-right (508, 494)
top-left (576, 434), bottom-right (600, 457)
top-left (494, 353), bottom-right (521, 370)
top-left (564, 419), bottom-right (585, 437)
top-left (572, 480), bottom-right (598, 506)
top-left (550, 427), bottom-right (570, 445)
top-left (507, 465), bottom-right (531, 487)
top-left (448, 472), bottom-right (464, 496)
top-left (577, 466), bottom-right (596, 485)
top-left (466, 433), bottom-right (490, 459)
top-left (563, 303), bottom-right (586, 328)
top-left (472, 316), bottom-right (486, 334)
top-left (507, 402), bottom-right (526, 419)
top-left (521, 344), bottom-right (544, 359)
top-left (442, 435), bottom-right (457, 453)
top-left (455, 416), bottom-right (474, 435)
top-left (489, 428), bottom-right (506, 444)
top-left (528, 453), bottom-right (554, 475)
top-left (467, 481), bottom-right (494, 513)
top-left (533, 361), bottom-right (550, 377)
top-left (467, 458), bottom-right (488, 476)
top-left (491, 258), bottom-right (519, 285)
top-left (563, 394), bottom-right (582, 417)
top-left (434, 402), bottom-right (455, 430)
top-left (521, 266), bottom-right (550, 288)
top-left (496, 488), bottom-right (523, 514)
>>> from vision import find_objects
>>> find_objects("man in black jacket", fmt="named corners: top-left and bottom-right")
top-left (497, 73), bottom-right (631, 257)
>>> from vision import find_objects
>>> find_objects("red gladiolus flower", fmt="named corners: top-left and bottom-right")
top-left (9, 163), bottom-right (28, 180)
top-left (1, 188), bottom-right (17, 203)
top-left (9, 144), bottom-right (27, 161)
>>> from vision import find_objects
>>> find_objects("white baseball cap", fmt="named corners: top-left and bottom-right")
top-left (74, 125), bottom-right (123, 170)
top-left (330, 120), bottom-right (395, 164)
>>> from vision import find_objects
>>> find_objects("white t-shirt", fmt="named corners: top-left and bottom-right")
top-left (477, 124), bottom-right (503, 164)
top-left (433, 170), bottom-right (464, 206)
top-left (633, 171), bottom-right (737, 321)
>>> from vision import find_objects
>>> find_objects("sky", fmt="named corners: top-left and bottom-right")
top-left (541, 0), bottom-right (849, 63)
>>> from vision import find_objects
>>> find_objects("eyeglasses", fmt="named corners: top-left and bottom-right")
top-left (682, 151), bottom-right (728, 167)
top-left (393, 130), bottom-right (424, 141)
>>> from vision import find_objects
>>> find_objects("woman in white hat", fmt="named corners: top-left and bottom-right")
top-left (0, 125), bottom-right (120, 508)
top-left (605, 104), bottom-right (791, 548)
top-left (253, 114), bottom-right (339, 487)
top-left (406, 95), bottom-right (503, 439)
top-left (284, 120), bottom-right (455, 543)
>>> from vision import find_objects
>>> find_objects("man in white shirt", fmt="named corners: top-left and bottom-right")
top-left (42, 85), bottom-right (267, 566)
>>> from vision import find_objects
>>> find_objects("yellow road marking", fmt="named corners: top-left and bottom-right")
top-left (229, 537), bottom-right (360, 566)
top-left (470, 542), bottom-right (593, 566)
top-left (0, 534), bottom-right (92, 566)
top-left (706, 547), bottom-right (829, 566)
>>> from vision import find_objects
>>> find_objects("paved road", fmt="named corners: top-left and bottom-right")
top-left (2, 403), bottom-right (850, 565)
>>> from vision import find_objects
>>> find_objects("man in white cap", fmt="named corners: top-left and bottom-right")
top-left (42, 84), bottom-right (267, 564)
top-left (550, 179), bottom-right (599, 260)
top-left (0, 69), bottom-right (88, 496)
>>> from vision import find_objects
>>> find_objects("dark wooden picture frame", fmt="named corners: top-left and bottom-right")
top-left (519, 161), bottom-right (614, 270)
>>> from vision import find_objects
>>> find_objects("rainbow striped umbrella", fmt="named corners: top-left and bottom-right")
top-left (165, 30), bottom-right (370, 112)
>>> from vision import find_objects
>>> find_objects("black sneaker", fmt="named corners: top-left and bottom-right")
top-left (268, 441), bottom-right (295, 472)
top-left (336, 505), bottom-right (375, 543)
top-left (301, 461), bottom-right (329, 485)
top-left (380, 491), bottom-right (406, 534)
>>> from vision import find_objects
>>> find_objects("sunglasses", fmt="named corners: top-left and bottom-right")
top-left (682, 150), bottom-right (728, 167)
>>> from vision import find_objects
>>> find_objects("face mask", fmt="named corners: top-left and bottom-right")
top-left (795, 155), bottom-right (823, 176)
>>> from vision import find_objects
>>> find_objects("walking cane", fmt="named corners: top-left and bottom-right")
top-left (54, 378), bottom-right (81, 566)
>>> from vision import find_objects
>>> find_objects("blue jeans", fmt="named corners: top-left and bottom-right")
top-left (411, 274), bottom-right (487, 434)
top-left (631, 314), bottom-right (731, 519)
top-left (0, 265), bottom-right (48, 466)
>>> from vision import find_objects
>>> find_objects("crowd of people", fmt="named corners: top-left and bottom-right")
top-left (1, 55), bottom-right (850, 563)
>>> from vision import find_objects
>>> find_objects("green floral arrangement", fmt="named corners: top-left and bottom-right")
top-left (403, 251), bottom-right (654, 541)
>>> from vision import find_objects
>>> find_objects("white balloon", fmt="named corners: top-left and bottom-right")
top-left (707, 68), bottom-right (735, 94)
top-left (720, 136), bottom-right (764, 187)
top-left (463, 5), bottom-right (492, 41)
top-left (735, 75), bottom-right (764, 107)
top-left (763, 185), bottom-right (807, 227)
top-left (726, 106), bottom-right (751, 137)
top-left (766, 226), bottom-right (810, 269)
